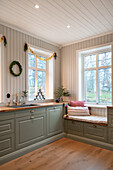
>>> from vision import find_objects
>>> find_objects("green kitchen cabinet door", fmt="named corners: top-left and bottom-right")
top-left (16, 110), bottom-right (46, 150)
top-left (47, 106), bottom-right (63, 137)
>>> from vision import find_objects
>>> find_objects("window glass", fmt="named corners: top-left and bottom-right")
top-left (28, 69), bottom-right (35, 100)
top-left (98, 68), bottom-right (112, 103)
top-left (37, 71), bottom-right (46, 96)
top-left (84, 47), bottom-right (112, 104)
top-left (98, 52), bottom-right (111, 67)
top-left (28, 54), bottom-right (35, 68)
top-left (85, 70), bottom-right (96, 102)
top-left (37, 56), bottom-right (46, 69)
top-left (85, 54), bottom-right (96, 68)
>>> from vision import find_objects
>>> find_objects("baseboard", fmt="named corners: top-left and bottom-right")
top-left (64, 133), bottom-right (113, 151)
top-left (0, 133), bottom-right (64, 165)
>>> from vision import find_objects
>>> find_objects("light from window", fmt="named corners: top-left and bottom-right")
top-left (84, 50), bottom-right (112, 104)
top-left (28, 48), bottom-right (53, 101)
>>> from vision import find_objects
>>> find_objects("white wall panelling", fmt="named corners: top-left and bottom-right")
top-left (0, 24), bottom-right (61, 104)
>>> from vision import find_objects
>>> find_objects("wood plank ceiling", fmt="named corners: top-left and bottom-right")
top-left (0, 0), bottom-right (113, 46)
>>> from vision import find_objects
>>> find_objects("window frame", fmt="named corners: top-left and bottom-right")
top-left (0, 34), bottom-right (5, 104)
top-left (27, 44), bottom-right (54, 101)
top-left (83, 50), bottom-right (112, 104)
top-left (28, 53), bottom-right (47, 100)
top-left (77, 44), bottom-right (113, 105)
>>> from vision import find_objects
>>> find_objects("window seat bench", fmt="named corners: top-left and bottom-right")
top-left (64, 115), bottom-right (107, 126)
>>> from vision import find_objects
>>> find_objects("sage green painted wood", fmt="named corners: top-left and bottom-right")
top-left (108, 128), bottom-right (113, 144)
top-left (15, 108), bottom-right (46, 118)
top-left (108, 108), bottom-right (113, 115)
top-left (0, 133), bottom-right (64, 165)
top-left (64, 119), bottom-right (68, 133)
top-left (0, 133), bottom-right (14, 157)
top-left (65, 133), bottom-right (113, 151)
top-left (108, 114), bottom-right (113, 127)
top-left (0, 112), bottom-right (14, 121)
top-left (16, 112), bottom-right (46, 150)
top-left (47, 106), bottom-right (63, 137)
top-left (67, 120), bottom-right (84, 136)
top-left (0, 119), bottom-right (14, 136)
top-left (84, 123), bottom-right (108, 142)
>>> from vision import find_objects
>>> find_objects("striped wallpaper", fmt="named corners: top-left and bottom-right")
top-left (61, 33), bottom-right (113, 100)
top-left (0, 24), bottom-right (61, 104)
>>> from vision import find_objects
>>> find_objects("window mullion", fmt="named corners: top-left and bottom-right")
top-left (96, 53), bottom-right (99, 104)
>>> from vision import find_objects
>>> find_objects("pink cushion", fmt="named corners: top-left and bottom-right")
top-left (70, 100), bottom-right (85, 107)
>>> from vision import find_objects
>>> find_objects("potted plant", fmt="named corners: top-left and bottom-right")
top-left (54, 86), bottom-right (70, 102)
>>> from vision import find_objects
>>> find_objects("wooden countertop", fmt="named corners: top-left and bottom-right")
top-left (0, 102), bottom-right (63, 112)
top-left (107, 106), bottom-right (113, 109)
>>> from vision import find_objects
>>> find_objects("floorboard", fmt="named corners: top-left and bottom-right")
top-left (0, 138), bottom-right (113, 170)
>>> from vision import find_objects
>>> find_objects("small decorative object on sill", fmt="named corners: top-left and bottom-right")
top-left (9, 61), bottom-right (22, 77)
top-left (34, 89), bottom-right (45, 100)
top-left (0, 35), bottom-right (7, 46)
top-left (55, 98), bottom-right (60, 103)
top-left (7, 93), bottom-right (10, 106)
top-left (54, 86), bottom-right (70, 102)
top-left (22, 91), bottom-right (28, 104)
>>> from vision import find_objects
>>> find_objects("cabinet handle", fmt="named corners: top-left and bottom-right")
top-left (30, 116), bottom-right (34, 119)
top-left (53, 107), bottom-right (56, 109)
top-left (93, 125), bottom-right (97, 128)
top-left (30, 110), bottom-right (34, 113)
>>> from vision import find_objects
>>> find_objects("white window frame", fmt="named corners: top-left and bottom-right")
top-left (27, 44), bottom-right (54, 101)
top-left (77, 44), bottom-right (113, 105)
top-left (0, 34), bottom-right (5, 104)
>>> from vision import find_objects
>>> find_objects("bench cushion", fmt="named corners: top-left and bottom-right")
top-left (64, 115), bottom-right (107, 125)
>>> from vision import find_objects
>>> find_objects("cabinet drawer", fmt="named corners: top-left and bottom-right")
top-left (108, 128), bottom-right (113, 144)
top-left (67, 120), bottom-right (84, 136)
top-left (108, 115), bottom-right (113, 127)
top-left (84, 123), bottom-right (107, 142)
top-left (0, 112), bottom-right (14, 121)
top-left (16, 113), bottom-right (46, 150)
top-left (15, 108), bottom-right (46, 118)
top-left (0, 119), bottom-right (14, 136)
top-left (0, 133), bottom-right (14, 157)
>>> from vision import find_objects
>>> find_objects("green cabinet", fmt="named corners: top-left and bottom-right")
top-left (84, 123), bottom-right (107, 142)
top-left (108, 108), bottom-right (113, 144)
top-left (0, 104), bottom-right (63, 163)
top-left (15, 108), bottom-right (46, 150)
top-left (0, 112), bottom-right (14, 157)
top-left (108, 128), bottom-right (113, 144)
top-left (0, 133), bottom-right (14, 157)
top-left (67, 120), bottom-right (84, 136)
top-left (47, 106), bottom-right (63, 137)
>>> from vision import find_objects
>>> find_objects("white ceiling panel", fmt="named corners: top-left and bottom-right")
top-left (0, 0), bottom-right (113, 46)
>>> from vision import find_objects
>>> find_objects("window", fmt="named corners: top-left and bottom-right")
top-left (79, 45), bottom-right (112, 104)
top-left (28, 46), bottom-right (54, 101)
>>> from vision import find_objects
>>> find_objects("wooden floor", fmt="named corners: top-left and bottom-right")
top-left (0, 138), bottom-right (113, 170)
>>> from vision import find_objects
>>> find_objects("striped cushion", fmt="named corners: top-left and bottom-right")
top-left (68, 106), bottom-right (90, 116)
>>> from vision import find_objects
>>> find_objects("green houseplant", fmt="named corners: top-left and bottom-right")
top-left (55, 86), bottom-right (70, 102)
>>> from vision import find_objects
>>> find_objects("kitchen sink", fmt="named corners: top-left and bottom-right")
top-left (9, 104), bottom-right (39, 108)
